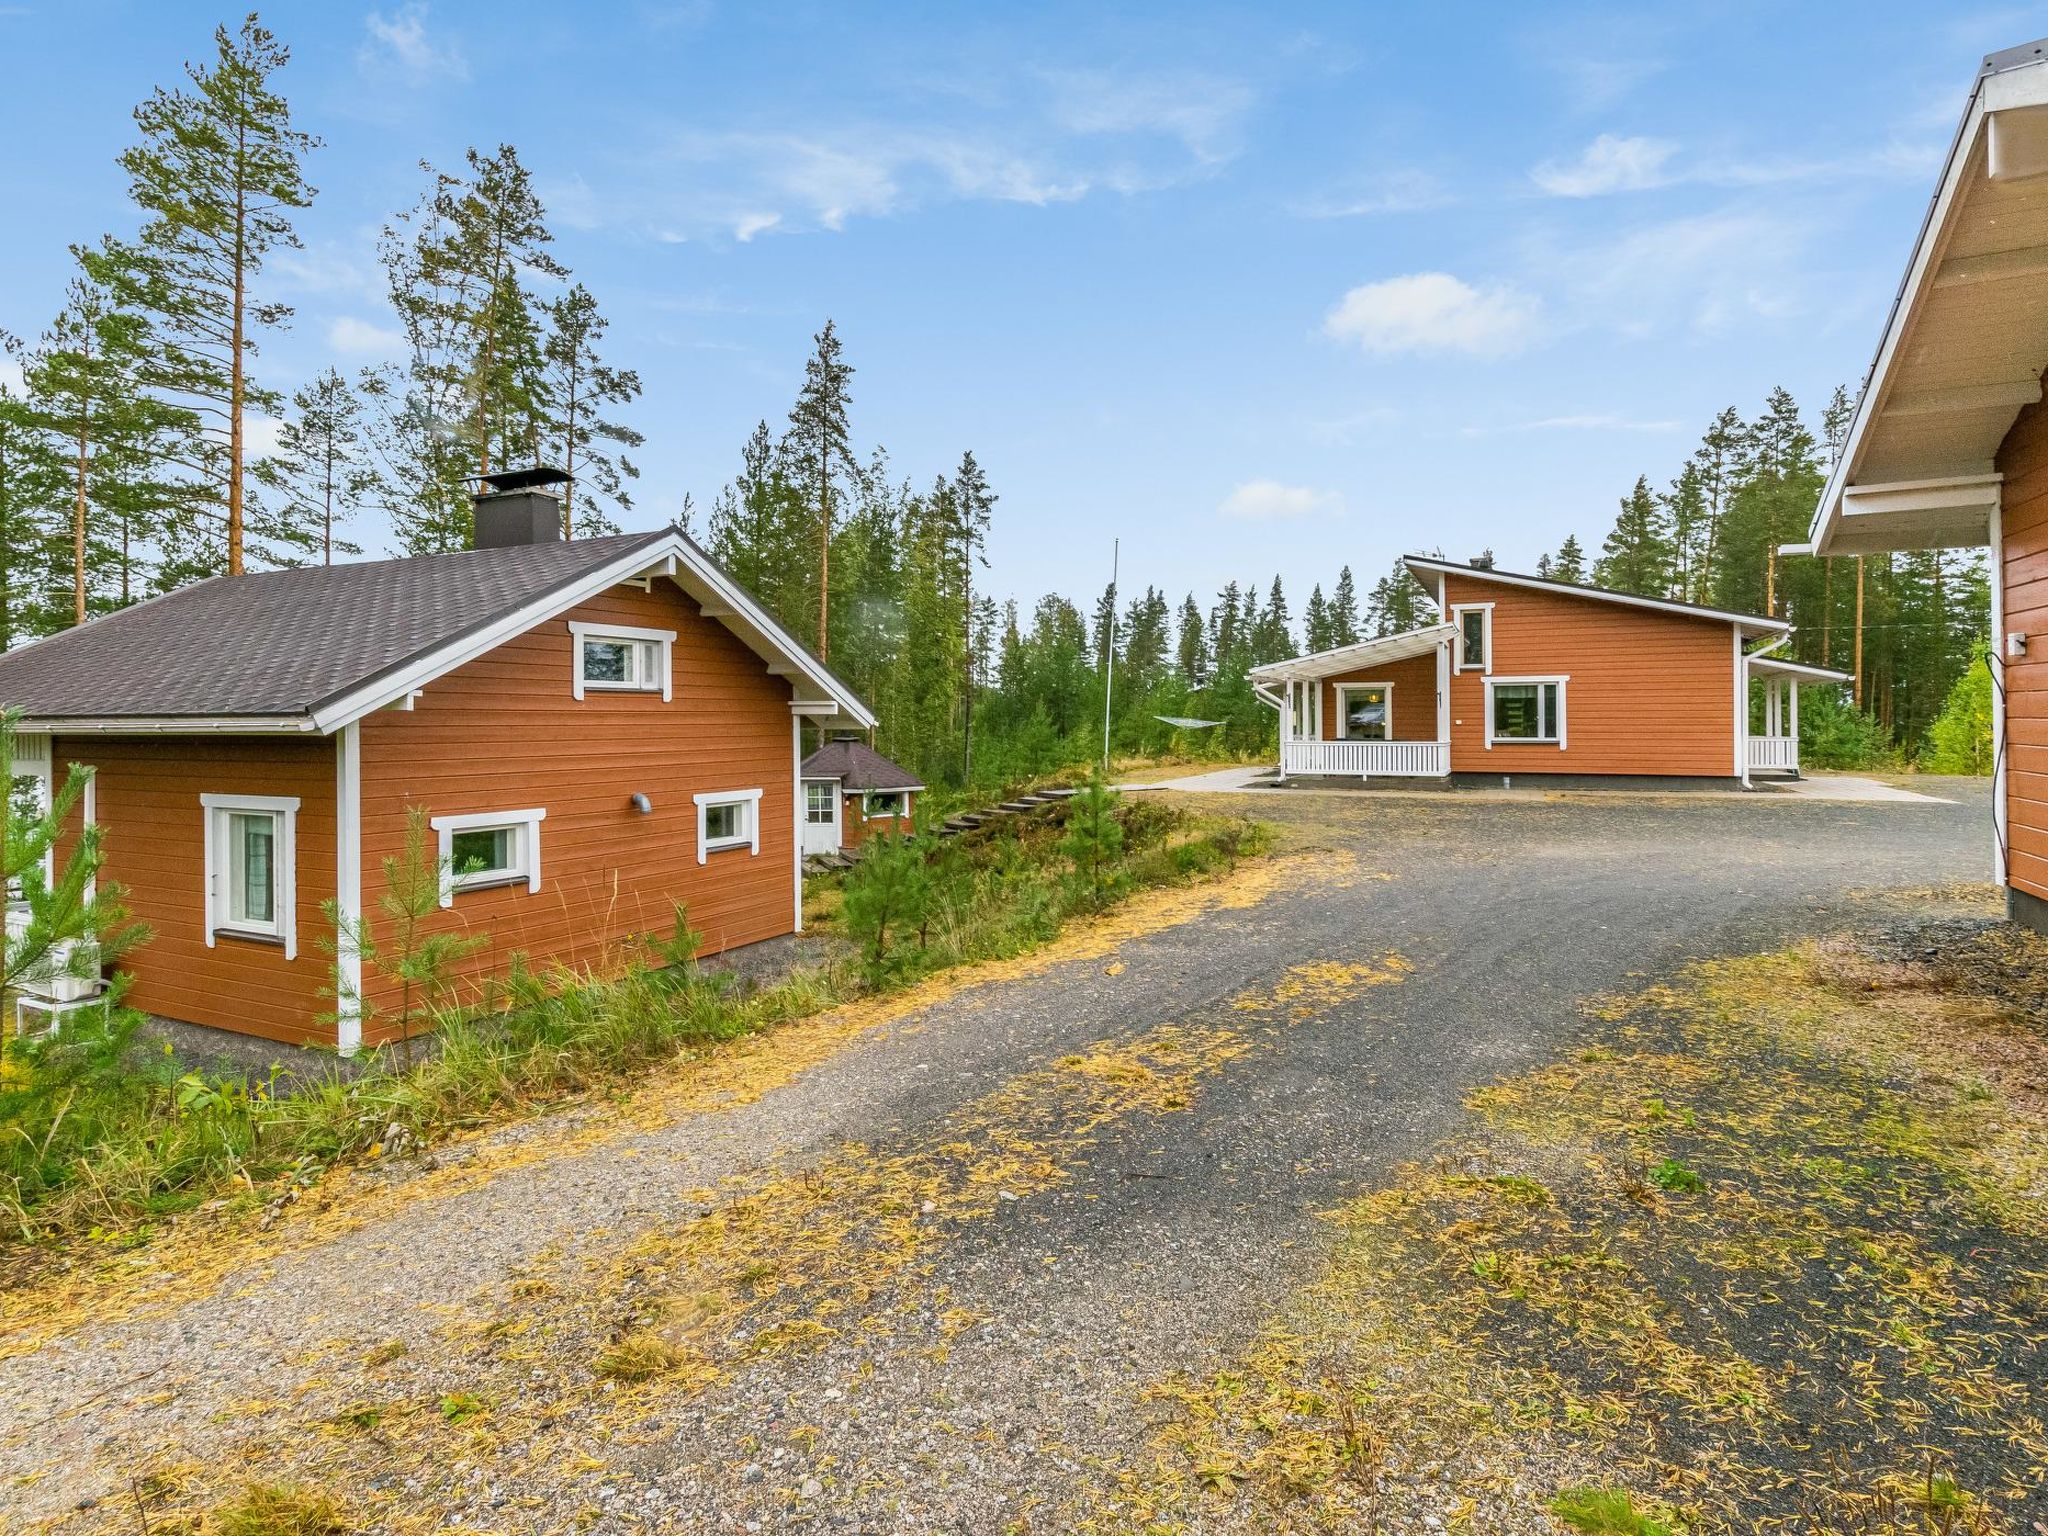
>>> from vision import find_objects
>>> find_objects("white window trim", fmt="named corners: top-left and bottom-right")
top-left (1484, 675), bottom-right (1569, 751)
top-left (200, 793), bottom-right (301, 957)
top-left (862, 789), bottom-right (912, 821)
top-left (694, 788), bottom-right (764, 863)
top-left (10, 733), bottom-right (54, 888)
top-left (429, 808), bottom-right (546, 907)
top-left (568, 620), bottom-right (675, 702)
top-left (1451, 603), bottom-right (1493, 674)
top-left (1332, 682), bottom-right (1396, 743)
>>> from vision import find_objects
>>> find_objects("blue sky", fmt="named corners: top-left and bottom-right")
top-left (0, 3), bottom-right (2030, 612)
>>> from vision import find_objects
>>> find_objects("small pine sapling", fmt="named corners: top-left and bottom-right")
top-left (323, 805), bottom-right (486, 1068)
top-left (1059, 767), bottom-right (1126, 908)
top-left (841, 829), bottom-right (932, 982)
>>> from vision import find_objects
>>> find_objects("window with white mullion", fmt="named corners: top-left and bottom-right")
top-left (201, 793), bottom-right (301, 956)
top-left (568, 621), bottom-right (676, 701)
top-left (1485, 677), bottom-right (1568, 748)
top-left (429, 808), bottom-right (547, 906)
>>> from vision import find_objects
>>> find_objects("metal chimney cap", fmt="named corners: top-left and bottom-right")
top-left (474, 465), bottom-right (570, 497)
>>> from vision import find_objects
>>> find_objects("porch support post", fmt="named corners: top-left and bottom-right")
top-left (1435, 636), bottom-right (1451, 773)
top-left (1278, 683), bottom-right (1293, 782)
top-left (1789, 680), bottom-right (1800, 773)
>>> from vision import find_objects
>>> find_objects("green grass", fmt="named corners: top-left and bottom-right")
top-left (0, 793), bottom-right (1264, 1257)
top-left (1548, 1486), bottom-right (1677, 1536)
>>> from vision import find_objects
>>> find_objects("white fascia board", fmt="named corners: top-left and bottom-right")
top-left (1404, 558), bottom-right (1790, 632)
top-left (312, 531), bottom-right (874, 733)
top-left (13, 715), bottom-right (318, 735)
top-left (1809, 63), bottom-right (2006, 554)
top-left (1246, 623), bottom-right (1457, 684)
top-left (1747, 656), bottom-right (1853, 683)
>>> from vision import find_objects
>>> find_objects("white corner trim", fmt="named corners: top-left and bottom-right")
top-left (567, 619), bottom-right (677, 702)
top-left (336, 725), bottom-right (363, 1055)
top-left (694, 787), bottom-right (765, 863)
top-left (1482, 675), bottom-right (1570, 751)
top-left (1449, 603), bottom-right (1494, 675)
top-left (428, 807), bottom-right (547, 908)
top-left (200, 793), bottom-right (302, 959)
top-left (791, 717), bottom-right (805, 934)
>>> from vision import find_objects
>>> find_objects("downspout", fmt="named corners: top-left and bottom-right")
top-left (1253, 680), bottom-right (1285, 782)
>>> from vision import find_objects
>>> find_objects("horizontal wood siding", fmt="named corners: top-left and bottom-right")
top-left (839, 790), bottom-right (914, 851)
top-left (52, 735), bottom-right (338, 1044)
top-left (355, 578), bottom-right (795, 1043)
top-left (1437, 572), bottom-right (1737, 776)
top-left (1318, 654), bottom-right (1439, 740)
top-left (1999, 399), bottom-right (2048, 902)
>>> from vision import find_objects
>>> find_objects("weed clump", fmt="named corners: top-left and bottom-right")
top-left (1548, 1486), bottom-right (1678, 1536)
top-left (595, 1328), bottom-right (684, 1382)
top-left (210, 1483), bottom-right (352, 1536)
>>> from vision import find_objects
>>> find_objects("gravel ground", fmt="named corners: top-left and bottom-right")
top-left (0, 784), bottom-right (1995, 1533)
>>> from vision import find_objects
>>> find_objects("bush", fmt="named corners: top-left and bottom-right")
top-left (1922, 645), bottom-right (1994, 775)
top-left (1058, 767), bottom-right (1126, 907)
top-left (1798, 689), bottom-right (1896, 770)
top-left (841, 829), bottom-right (934, 982)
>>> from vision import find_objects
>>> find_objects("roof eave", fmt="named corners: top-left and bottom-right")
top-left (1409, 557), bottom-right (1787, 631)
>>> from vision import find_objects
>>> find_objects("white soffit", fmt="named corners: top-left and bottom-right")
top-left (1247, 623), bottom-right (1456, 685)
top-left (1810, 43), bottom-right (2048, 555)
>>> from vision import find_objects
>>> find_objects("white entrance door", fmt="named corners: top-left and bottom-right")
top-left (801, 780), bottom-right (841, 856)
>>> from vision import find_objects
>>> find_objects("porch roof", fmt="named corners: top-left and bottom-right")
top-left (1746, 655), bottom-right (1853, 684)
top-left (1247, 623), bottom-right (1455, 686)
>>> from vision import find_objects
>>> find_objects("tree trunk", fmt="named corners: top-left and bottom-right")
top-left (228, 128), bottom-right (248, 578)
top-left (817, 467), bottom-right (831, 663)
top-left (72, 412), bottom-right (88, 627)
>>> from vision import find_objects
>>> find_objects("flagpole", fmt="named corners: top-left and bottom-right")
top-left (1101, 537), bottom-right (1118, 777)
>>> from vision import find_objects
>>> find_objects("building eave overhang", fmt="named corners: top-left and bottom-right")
top-left (1406, 557), bottom-right (1789, 634)
top-left (1809, 40), bottom-right (2048, 557)
top-left (1246, 623), bottom-right (1457, 685)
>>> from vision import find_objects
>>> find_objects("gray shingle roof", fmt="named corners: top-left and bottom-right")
top-left (0, 531), bottom-right (668, 723)
top-left (801, 738), bottom-right (922, 792)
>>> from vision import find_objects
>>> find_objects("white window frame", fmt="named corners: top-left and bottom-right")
top-left (568, 621), bottom-right (675, 702)
top-left (201, 793), bottom-right (301, 957)
top-left (1484, 675), bottom-right (1569, 750)
top-left (8, 733), bottom-right (53, 892)
top-left (694, 788), bottom-right (763, 863)
top-left (429, 808), bottom-right (546, 907)
top-left (1451, 604), bottom-right (1493, 674)
top-left (804, 780), bottom-right (840, 826)
top-left (862, 789), bottom-right (911, 821)
top-left (1333, 682), bottom-right (1396, 743)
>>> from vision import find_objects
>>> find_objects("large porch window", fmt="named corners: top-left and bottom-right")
top-left (1335, 683), bottom-right (1393, 741)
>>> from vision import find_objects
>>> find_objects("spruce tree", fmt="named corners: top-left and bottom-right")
top-left (1593, 475), bottom-right (1676, 596)
top-left (0, 337), bottom-right (64, 647)
top-left (1303, 584), bottom-right (1331, 651)
top-left (104, 14), bottom-right (317, 578)
top-left (1176, 594), bottom-right (1207, 682)
top-left (784, 320), bottom-right (856, 661)
top-left (1329, 565), bottom-right (1361, 645)
top-left (1552, 534), bottom-right (1587, 584)
top-left (542, 282), bottom-right (641, 538)
top-left (951, 450), bottom-right (996, 780)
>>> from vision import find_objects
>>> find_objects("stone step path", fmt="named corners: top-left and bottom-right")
top-left (806, 788), bottom-right (1079, 870)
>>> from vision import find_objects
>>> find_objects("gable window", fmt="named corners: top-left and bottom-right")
top-left (429, 808), bottom-right (546, 907)
top-left (863, 789), bottom-right (909, 820)
top-left (695, 788), bottom-right (763, 863)
top-left (1452, 605), bottom-right (1492, 673)
top-left (1486, 677), bottom-right (1567, 748)
top-left (568, 621), bottom-right (675, 701)
top-left (201, 793), bottom-right (301, 956)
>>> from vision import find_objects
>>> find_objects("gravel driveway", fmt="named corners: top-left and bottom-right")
top-left (0, 783), bottom-right (1995, 1532)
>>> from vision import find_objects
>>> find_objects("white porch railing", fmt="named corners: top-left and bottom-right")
top-left (1281, 739), bottom-right (1451, 778)
top-left (1747, 735), bottom-right (1798, 774)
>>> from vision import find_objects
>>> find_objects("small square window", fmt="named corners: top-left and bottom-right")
top-left (695, 789), bottom-right (762, 862)
top-left (450, 825), bottom-right (521, 885)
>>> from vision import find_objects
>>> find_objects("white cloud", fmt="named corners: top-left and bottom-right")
top-left (243, 413), bottom-right (287, 461)
top-left (1218, 480), bottom-right (1340, 522)
top-left (360, 3), bottom-right (468, 85)
top-left (1545, 208), bottom-right (1812, 337)
top-left (1043, 68), bottom-right (1253, 165)
top-left (1296, 168), bottom-right (1451, 218)
top-left (1532, 134), bottom-right (1676, 197)
top-left (733, 211), bottom-right (781, 242)
top-left (1323, 272), bottom-right (1541, 358)
top-left (1463, 413), bottom-right (1680, 437)
top-left (328, 315), bottom-right (404, 355)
